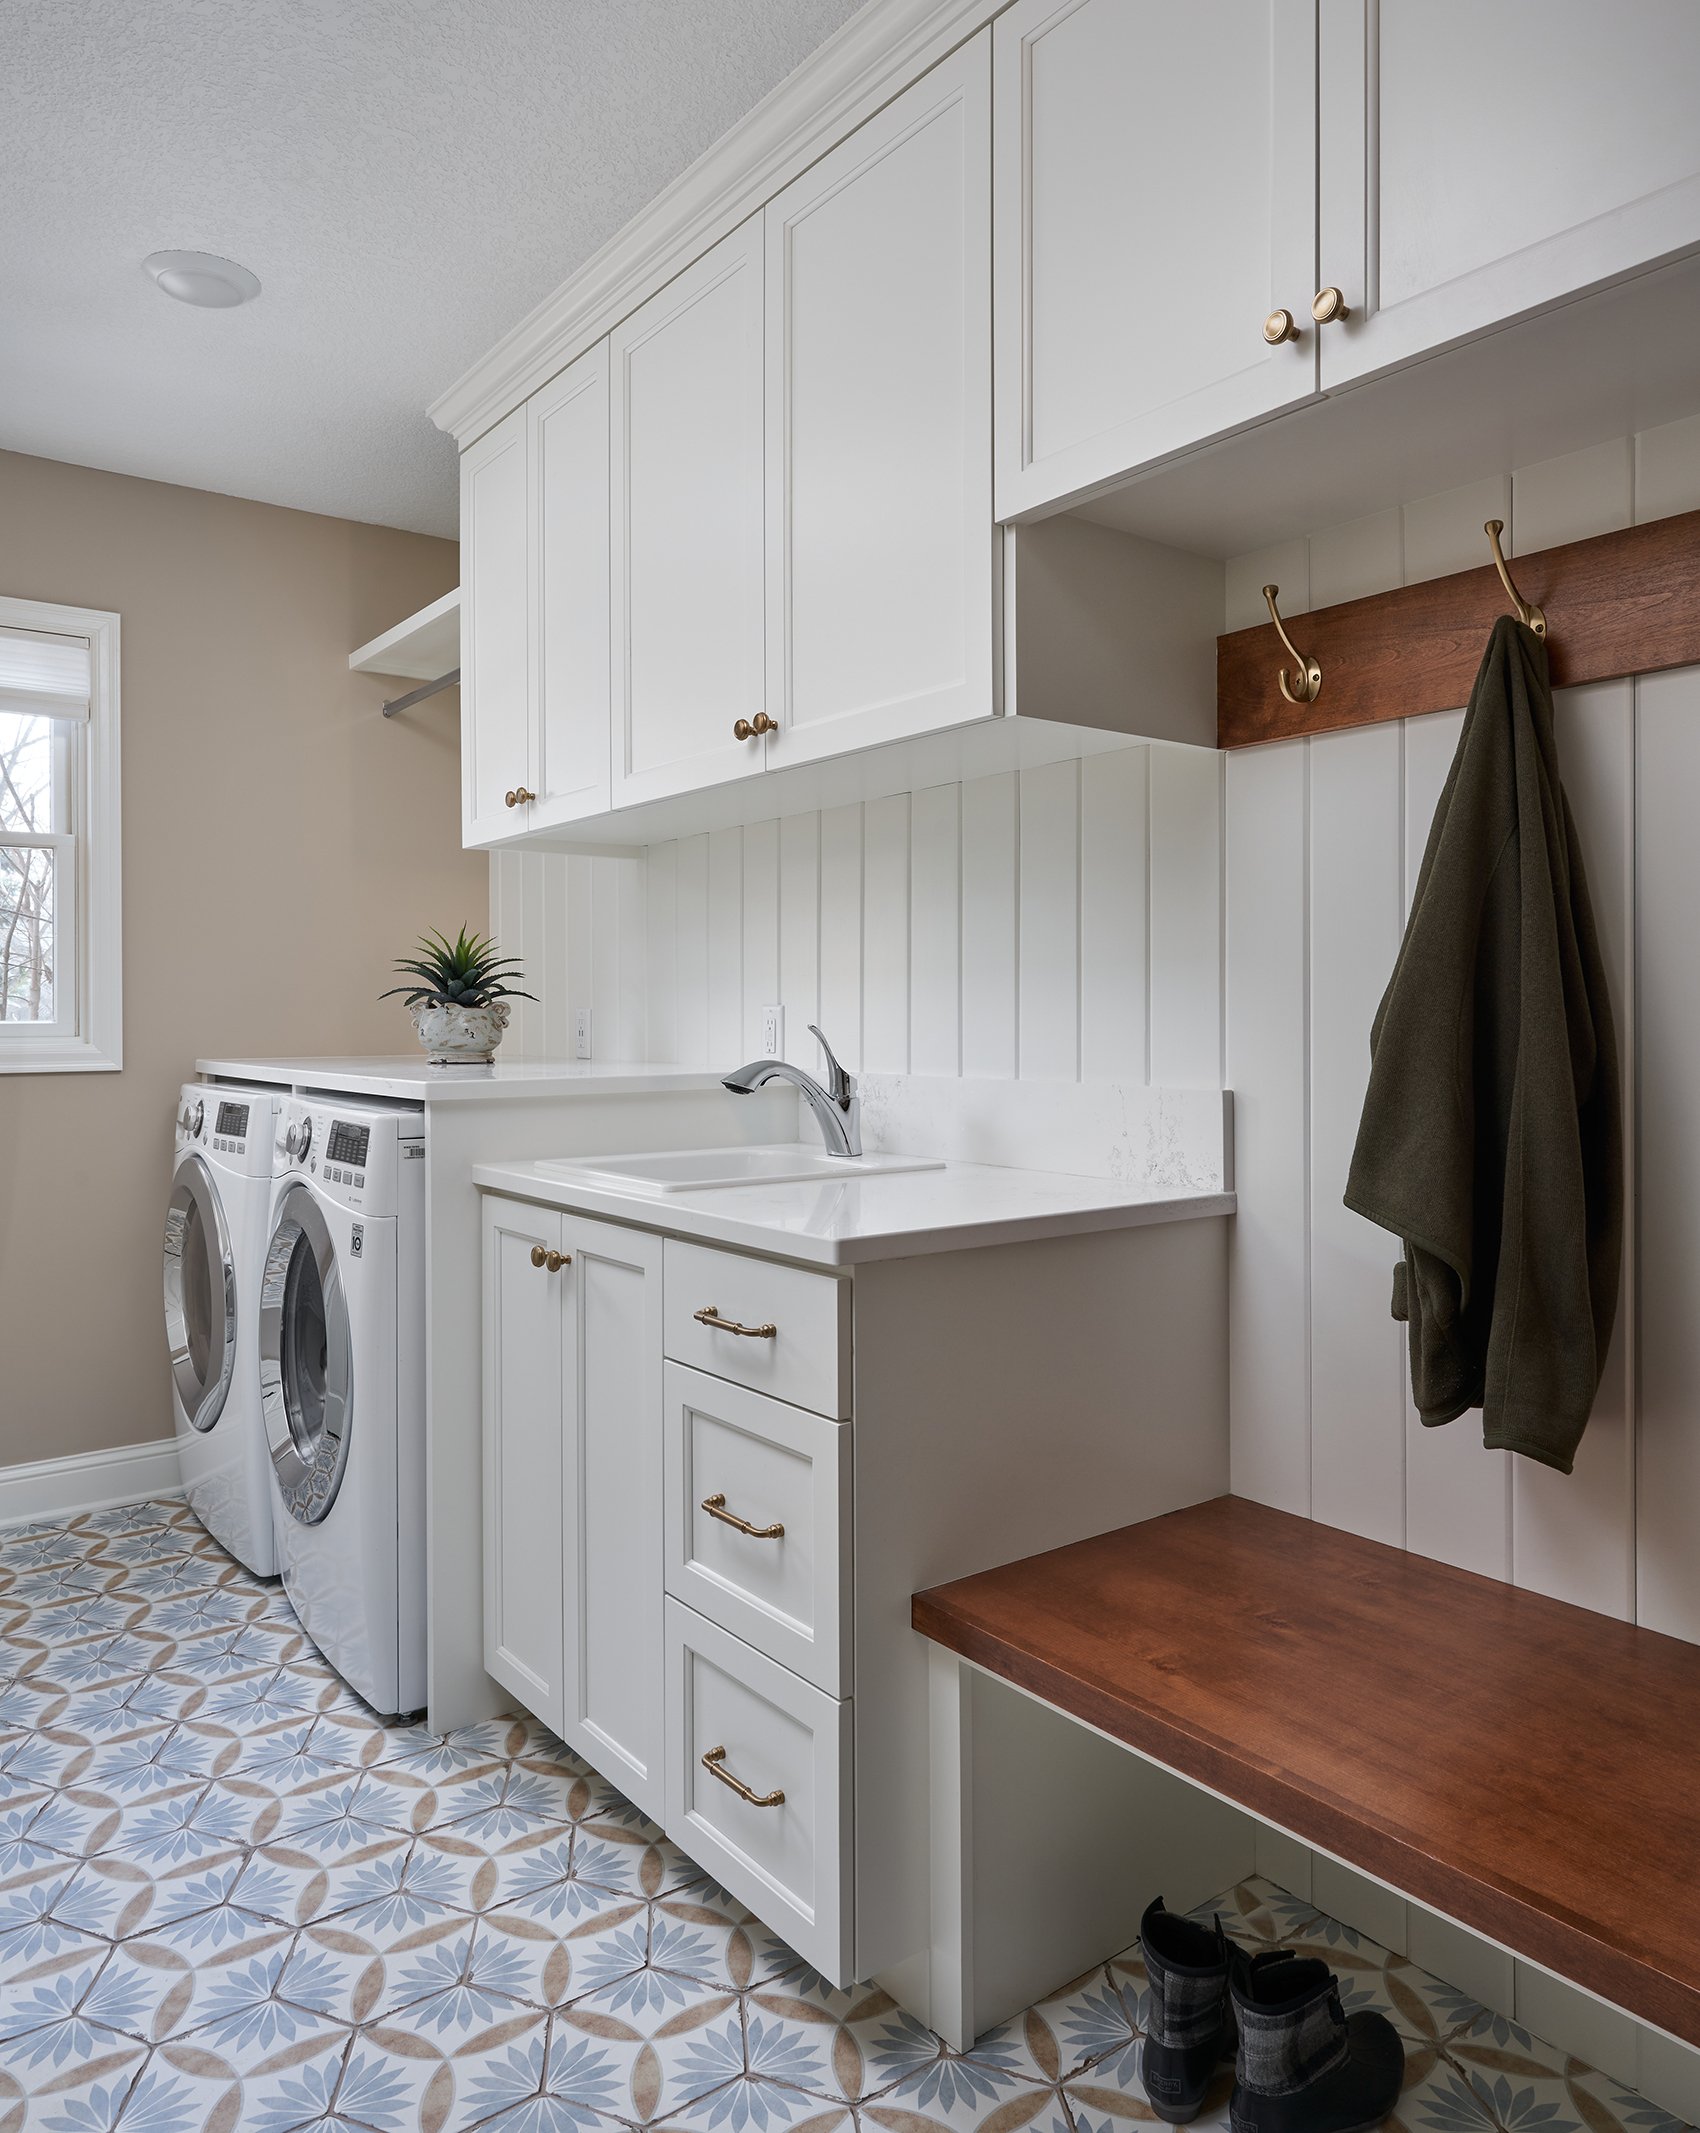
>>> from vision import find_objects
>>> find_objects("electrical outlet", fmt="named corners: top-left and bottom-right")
top-left (762, 1004), bottom-right (784, 1058)
top-left (573, 1008), bottom-right (592, 1061)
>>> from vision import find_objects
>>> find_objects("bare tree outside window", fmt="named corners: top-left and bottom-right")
top-left (0, 711), bottom-right (60, 1024)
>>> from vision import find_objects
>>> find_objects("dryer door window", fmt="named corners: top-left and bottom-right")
top-left (164, 1154), bottom-right (236, 1434)
top-left (260, 1183), bottom-right (353, 1526)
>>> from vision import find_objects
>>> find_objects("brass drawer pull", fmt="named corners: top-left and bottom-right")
top-left (693, 1305), bottom-right (776, 1340)
top-left (701, 1745), bottom-right (784, 1808)
top-left (701, 1492), bottom-right (784, 1540)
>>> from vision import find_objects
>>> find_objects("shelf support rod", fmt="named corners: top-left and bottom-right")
top-left (381, 668), bottom-right (460, 719)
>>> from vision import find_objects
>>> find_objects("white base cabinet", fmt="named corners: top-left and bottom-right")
top-left (482, 1187), bottom-right (1235, 2010)
top-left (481, 1196), bottom-right (663, 1817)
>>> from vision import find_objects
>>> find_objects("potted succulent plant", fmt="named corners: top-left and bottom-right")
top-left (383, 926), bottom-right (535, 1066)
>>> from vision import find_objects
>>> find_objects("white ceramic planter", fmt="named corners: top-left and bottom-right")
top-left (410, 1000), bottom-right (512, 1066)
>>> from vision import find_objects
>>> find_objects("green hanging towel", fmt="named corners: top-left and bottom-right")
top-left (1343, 614), bottom-right (1622, 1475)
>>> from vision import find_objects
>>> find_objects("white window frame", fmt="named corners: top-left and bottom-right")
top-left (0, 595), bottom-right (122, 1074)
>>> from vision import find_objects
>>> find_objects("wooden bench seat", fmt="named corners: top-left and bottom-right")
top-left (912, 1494), bottom-right (1700, 2046)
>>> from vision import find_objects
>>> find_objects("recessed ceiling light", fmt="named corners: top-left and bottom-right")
top-left (142, 250), bottom-right (261, 309)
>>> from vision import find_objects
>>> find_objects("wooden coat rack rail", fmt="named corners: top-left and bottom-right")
top-left (1217, 506), bottom-right (1700, 749)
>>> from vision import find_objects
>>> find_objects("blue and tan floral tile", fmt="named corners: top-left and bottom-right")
top-left (1, 1498), bottom-right (1697, 2133)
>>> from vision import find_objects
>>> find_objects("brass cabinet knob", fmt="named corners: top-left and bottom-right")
top-left (733, 719), bottom-right (754, 740)
top-left (505, 786), bottom-right (536, 808)
top-left (544, 1250), bottom-right (570, 1272)
top-left (530, 1244), bottom-right (547, 1268)
top-left (733, 713), bottom-right (778, 741)
top-left (1262, 308), bottom-right (1302, 346)
top-left (1311, 286), bottom-right (1350, 325)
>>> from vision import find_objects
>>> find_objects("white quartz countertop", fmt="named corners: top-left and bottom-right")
top-left (471, 1154), bottom-right (1235, 1266)
top-left (196, 1057), bottom-right (728, 1104)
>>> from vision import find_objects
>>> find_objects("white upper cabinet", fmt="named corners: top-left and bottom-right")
top-left (993, 0), bottom-right (1318, 520)
top-left (611, 219), bottom-right (768, 809)
top-left (764, 35), bottom-right (993, 769)
top-left (529, 342), bottom-right (612, 828)
top-left (459, 404), bottom-right (531, 843)
top-left (1318, 0), bottom-right (1700, 390)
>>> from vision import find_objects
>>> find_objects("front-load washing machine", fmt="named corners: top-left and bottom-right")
top-left (259, 1094), bottom-right (426, 1715)
top-left (164, 1082), bottom-right (283, 1576)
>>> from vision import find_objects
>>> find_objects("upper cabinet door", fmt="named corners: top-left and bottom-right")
top-left (611, 220), bottom-right (767, 809)
top-left (993, 0), bottom-right (1318, 521)
top-left (528, 342), bottom-right (611, 828)
top-left (1318, 0), bottom-right (1700, 390)
top-left (460, 405), bottom-right (532, 844)
top-left (763, 35), bottom-right (994, 770)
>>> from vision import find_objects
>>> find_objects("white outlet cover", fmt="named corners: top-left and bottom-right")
top-left (573, 1009), bottom-right (592, 1060)
top-left (762, 1004), bottom-right (784, 1057)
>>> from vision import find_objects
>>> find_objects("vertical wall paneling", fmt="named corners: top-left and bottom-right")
top-left (910, 784), bottom-right (963, 1077)
top-left (565, 855), bottom-right (594, 1061)
top-left (863, 792), bottom-right (913, 1072)
top-left (818, 801), bottom-right (865, 1072)
top-left (645, 842), bottom-right (677, 1067)
top-left (1080, 747), bottom-right (1149, 1081)
top-left (707, 828), bottom-right (744, 1063)
top-left (778, 812), bottom-right (822, 1069)
top-left (959, 770), bottom-right (1019, 1078)
top-left (1399, 706), bottom-right (1513, 1580)
top-left (1148, 745), bottom-right (1222, 1084)
top-left (1307, 723), bottom-right (1406, 1547)
top-left (1634, 664), bottom-right (1700, 1646)
top-left (742, 817), bottom-right (781, 1058)
top-left (520, 853), bottom-right (548, 1061)
top-left (1017, 758), bottom-right (1081, 1080)
top-left (675, 835), bottom-right (710, 1066)
top-left (590, 857), bottom-right (618, 1057)
top-left (1225, 740), bottom-right (1310, 1515)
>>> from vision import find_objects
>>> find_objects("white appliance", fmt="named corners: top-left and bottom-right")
top-left (259, 1094), bottom-right (426, 1715)
top-left (164, 1082), bottom-right (282, 1577)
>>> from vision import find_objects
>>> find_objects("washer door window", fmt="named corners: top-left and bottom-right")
top-left (260, 1184), bottom-right (353, 1525)
top-left (163, 1154), bottom-right (236, 1433)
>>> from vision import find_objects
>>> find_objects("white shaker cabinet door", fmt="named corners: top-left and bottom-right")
top-left (481, 1198), bottom-right (566, 1736)
top-left (611, 219), bottom-right (768, 808)
top-left (561, 1213), bottom-right (666, 1818)
top-left (529, 342), bottom-right (611, 828)
top-left (1318, 0), bottom-right (1700, 389)
top-left (460, 405), bottom-right (533, 844)
top-left (993, 0), bottom-right (1318, 519)
top-left (764, 33), bottom-right (994, 769)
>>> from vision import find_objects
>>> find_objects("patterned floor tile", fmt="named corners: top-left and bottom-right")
top-left (0, 1499), bottom-right (1693, 2133)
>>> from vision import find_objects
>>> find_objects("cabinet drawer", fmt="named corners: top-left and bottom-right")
top-left (663, 1363), bottom-right (849, 1696)
top-left (664, 1241), bottom-right (850, 1418)
top-left (664, 1598), bottom-right (852, 1985)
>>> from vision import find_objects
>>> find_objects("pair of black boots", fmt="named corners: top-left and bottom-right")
top-left (1138, 1899), bottom-right (1404, 2130)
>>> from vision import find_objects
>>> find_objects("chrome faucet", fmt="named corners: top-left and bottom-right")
top-left (723, 1024), bottom-right (862, 1158)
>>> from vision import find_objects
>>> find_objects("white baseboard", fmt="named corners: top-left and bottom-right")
top-left (0, 1437), bottom-right (182, 1531)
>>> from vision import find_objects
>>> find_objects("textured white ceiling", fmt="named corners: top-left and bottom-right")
top-left (0, 0), bottom-right (862, 535)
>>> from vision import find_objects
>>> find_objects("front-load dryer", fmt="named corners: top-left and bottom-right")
top-left (164, 1082), bottom-right (282, 1576)
top-left (259, 1094), bottom-right (426, 1716)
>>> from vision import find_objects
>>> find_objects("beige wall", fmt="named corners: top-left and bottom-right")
top-left (0, 448), bottom-right (484, 1464)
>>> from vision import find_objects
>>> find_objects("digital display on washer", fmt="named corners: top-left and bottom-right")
top-left (215, 1102), bottom-right (250, 1138)
top-left (326, 1121), bottom-right (371, 1169)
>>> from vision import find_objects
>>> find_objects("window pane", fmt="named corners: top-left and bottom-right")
top-left (0, 843), bottom-right (56, 1022)
top-left (0, 711), bottom-right (66, 833)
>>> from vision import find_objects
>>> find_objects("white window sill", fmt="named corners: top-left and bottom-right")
top-left (0, 1036), bottom-right (122, 1074)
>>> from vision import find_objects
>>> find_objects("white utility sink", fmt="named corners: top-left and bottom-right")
top-left (534, 1144), bottom-right (945, 1194)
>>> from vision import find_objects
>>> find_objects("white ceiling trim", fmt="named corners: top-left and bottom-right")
top-left (428, 0), bottom-right (1000, 449)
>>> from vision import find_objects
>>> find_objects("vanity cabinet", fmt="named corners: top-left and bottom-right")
top-left (1316, 0), bottom-right (1700, 390)
top-left (480, 1179), bottom-right (1234, 2018)
top-left (611, 218), bottom-right (768, 809)
top-left (480, 1196), bottom-right (664, 1815)
top-left (992, 0), bottom-right (1319, 520)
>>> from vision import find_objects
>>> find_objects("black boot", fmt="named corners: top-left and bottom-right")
top-left (1229, 1954), bottom-right (1404, 2133)
top-left (1137, 1898), bottom-right (1237, 2124)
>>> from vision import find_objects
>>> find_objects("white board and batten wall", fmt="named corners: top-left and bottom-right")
top-left (1223, 408), bottom-right (1700, 2111)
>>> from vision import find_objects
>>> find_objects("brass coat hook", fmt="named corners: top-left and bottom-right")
top-left (1484, 520), bottom-right (1547, 638)
top-left (1262, 584), bottom-right (1322, 705)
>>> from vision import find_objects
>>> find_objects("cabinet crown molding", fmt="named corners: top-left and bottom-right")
top-left (427, 0), bottom-right (998, 450)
